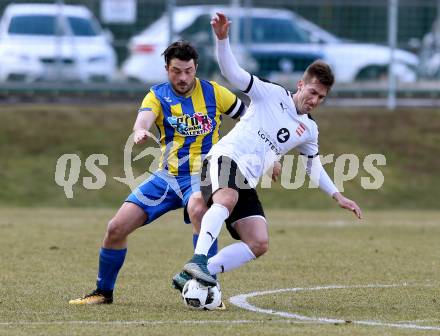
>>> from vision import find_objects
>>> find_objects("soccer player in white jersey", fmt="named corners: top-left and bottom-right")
top-left (179, 12), bottom-right (362, 286)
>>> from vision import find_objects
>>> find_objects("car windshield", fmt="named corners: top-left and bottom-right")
top-left (7, 14), bottom-right (99, 37)
top-left (67, 16), bottom-right (99, 36)
top-left (8, 15), bottom-right (57, 35)
top-left (239, 17), bottom-right (309, 43)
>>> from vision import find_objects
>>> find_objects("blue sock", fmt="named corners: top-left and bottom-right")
top-left (193, 234), bottom-right (218, 279)
top-left (96, 247), bottom-right (127, 291)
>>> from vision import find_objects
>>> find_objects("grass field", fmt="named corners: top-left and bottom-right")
top-left (1, 103), bottom-right (439, 335)
top-left (1, 208), bottom-right (440, 335)
top-left (1, 104), bottom-right (439, 209)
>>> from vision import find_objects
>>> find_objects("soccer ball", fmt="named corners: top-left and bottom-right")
top-left (182, 279), bottom-right (207, 309)
top-left (203, 283), bottom-right (222, 310)
top-left (182, 279), bottom-right (222, 310)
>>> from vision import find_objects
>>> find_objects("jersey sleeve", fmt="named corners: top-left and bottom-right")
top-left (243, 75), bottom-right (290, 102)
top-left (216, 37), bottom-right (286, 103)
top-left (297, 130), bottom-right (338, 196)
top-left (216, 37), bottom-right (253, 91)
top-left (300, 154), bottom-right (339, 196)
top-left (212, 81), bottom-right (246, 119)
top-left (297, 131), bottom-right (319, 157)
top-left (138, 91), bottom-right (162, 118)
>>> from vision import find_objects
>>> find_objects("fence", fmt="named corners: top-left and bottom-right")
top-left (0, 0), bottom-right (439, 107)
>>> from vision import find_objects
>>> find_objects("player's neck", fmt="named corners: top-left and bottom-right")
top-left (186, 80), bottom-right (197, 97)
top-left (291, 93), bottom-right (306, 115)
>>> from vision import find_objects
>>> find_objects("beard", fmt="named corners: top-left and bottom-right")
top-left (172, 79), bottom-right (195, 96)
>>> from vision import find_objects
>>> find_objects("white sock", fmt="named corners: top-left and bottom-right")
top-left (208, 242), bottom-right (256, 275)
top-left (194, 203), bottom-right (229, 255)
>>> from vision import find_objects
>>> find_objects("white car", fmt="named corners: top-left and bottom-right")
top-left (0, 3), bottom-right (117, 82)
top-left (291, 11), bottom-right (419, 83)
top-left (122, 5), bottom-right (419, 84)
top-left (418, 17), bottom-right (440, 79)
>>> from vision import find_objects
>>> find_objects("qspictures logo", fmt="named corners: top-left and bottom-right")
top-left (54, 131), bottom-right (386, 201)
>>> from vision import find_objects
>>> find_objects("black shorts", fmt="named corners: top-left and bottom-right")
top-left (200, 155), bottom-right (266, 240)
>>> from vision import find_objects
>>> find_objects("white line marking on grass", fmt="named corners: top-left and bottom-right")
top-left (229, 284), bottom-right (440, 331)
top-left (397, 319), bottom-right (440, 323)
top-left (0, 319), bottom-right (319, 326)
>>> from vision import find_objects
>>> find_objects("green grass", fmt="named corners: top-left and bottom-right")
top-left (0, 104), bottom-right (439, 209)
top-left (1, 208), bottom-right (440, 335)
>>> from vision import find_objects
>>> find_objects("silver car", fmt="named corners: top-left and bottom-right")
top-left (0, 3), bottom-right (117, 82)
top-left (122, 5), bottom-right (419, 84)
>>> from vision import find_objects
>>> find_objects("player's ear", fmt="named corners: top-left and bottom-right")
top-left (297, 79), bottom-right (304, 91)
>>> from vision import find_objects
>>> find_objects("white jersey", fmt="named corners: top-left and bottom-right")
top-left (208, 75), bottom-right (318, 188)
top-left (211, 37), bottom-right (338, 196)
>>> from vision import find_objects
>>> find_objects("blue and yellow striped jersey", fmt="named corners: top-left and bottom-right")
top-left (138, 78), bottom-right (245, 175)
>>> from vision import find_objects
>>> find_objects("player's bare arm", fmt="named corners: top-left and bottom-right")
top-left (133, 110), bottom-right (156, 145)
top-left (332, 192), bottom-right (362, 219)
top-left (271, 161), bottom-right (282, 182)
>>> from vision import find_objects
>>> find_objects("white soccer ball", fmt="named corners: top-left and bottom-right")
top-left (203, 284), bottom-right (222, 310)
top-left (182, 279), bottom-right (209, 309)
top-left (182, 279), bottom-right (222, 310)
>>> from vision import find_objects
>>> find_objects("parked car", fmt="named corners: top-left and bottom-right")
top-left (418, 17), bottom-right (440, 79)
top-left (290, 11), bottom-right (419, 83)
top-left (122, 5), bottom-right (419, 84)
top-left (122, 6), bottom-right (323, 83)
top-left (0, 3), bottom-right (117, 82)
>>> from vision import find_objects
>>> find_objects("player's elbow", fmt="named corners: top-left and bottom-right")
top-left (219, 67), bottom-right (228, 80)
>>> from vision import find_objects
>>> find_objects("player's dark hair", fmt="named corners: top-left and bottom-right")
top-left (303, 60), bottom-right (334, 89)
top-left (162, 40), bottom-right (199, 66)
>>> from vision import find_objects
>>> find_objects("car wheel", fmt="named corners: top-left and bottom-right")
top-left (355, 65), bottom-right (388, 81)
top-left (126, 76), bottom-right (143, 83)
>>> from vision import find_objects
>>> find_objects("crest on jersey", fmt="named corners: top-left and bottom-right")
top-left (277, 128), bottom-right (290, 143)
top-left (168, 112), bottom-right (213, 136)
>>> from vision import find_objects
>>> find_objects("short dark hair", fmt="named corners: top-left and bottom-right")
top-left (162, 40), bottom-right (199, 66)
top-left (303, 60), bottom-right (334, 89)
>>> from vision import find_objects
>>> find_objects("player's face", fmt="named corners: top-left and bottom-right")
top-left (296, 77), bottom-right (328, 114)
top-left (166, 58), bottom-right (197, 95)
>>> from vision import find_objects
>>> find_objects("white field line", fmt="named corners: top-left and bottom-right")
top-left (229, 283), bottom-right (440, 331)
top-left (0, 319), bottom-right (319, 326)
top-left (397, 319), bottom-right (440, 324)
top-left (2, 283), bottom-right (438, 330)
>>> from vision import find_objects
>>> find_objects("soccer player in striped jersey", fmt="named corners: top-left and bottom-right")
top-left (179, 13), bottom-right (362, 287)
top-left (69, 40), bottom-right (245, 305)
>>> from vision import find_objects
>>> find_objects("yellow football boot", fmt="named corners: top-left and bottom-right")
top-left (69, 290), bottom-right (113, 305)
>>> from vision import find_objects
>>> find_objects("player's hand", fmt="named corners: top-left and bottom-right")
top-left (333, 192), bottom-right (362, 219)
top-left (211, 12), bottom-right (230, 40)
top-left (133, 129), bottom-right (151, 145)
top-left (272, 161), bottom-right (282, 182)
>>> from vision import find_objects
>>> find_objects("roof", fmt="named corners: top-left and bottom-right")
top-left (3, 3), bottom-right (91, 17)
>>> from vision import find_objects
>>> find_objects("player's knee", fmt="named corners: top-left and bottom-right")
top-left (215, 193), bottom-right (238, 213)
top-left (106, 218), bottom-right (127, 242)
top-left (249, 238), bottom-right (269, 258)
top-left (188, 202), bottom-right (206, 226)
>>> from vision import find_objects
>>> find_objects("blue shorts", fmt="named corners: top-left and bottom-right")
top-left (126, 170), bottom-right (200, 225)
